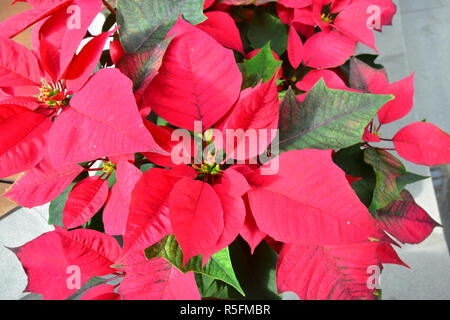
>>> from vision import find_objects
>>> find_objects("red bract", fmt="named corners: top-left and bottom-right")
top-left (5, 159), bottom-right (83, 207)
top-left (169, 177), bottom-right (225, 266)
top-left (12, 227), bottom-right (200, 300)
top-left (296, 69), bottom-right (350, 92)
top-left (0, 0), bottom-right (104, 87)
top-left (278, 0), bottom-right (397, 67)
top-left (0, 36), bottom-right (42, 87)
top-left (118, 252), bottom-right (200, 300)
top-left (375, 190), bottom-right (440, 244)
top-left (81, 284), bottom-right (121, 300)
top-left (34, 0), bottom-right (103, 83)
top-left (63, 176), bottom-right (109, 229)
top-left (393, 122), bottom-right (450, 166)
top-left (302, 30), bottom-right (356, 69)
top-left (246, 149), bottom-right (388, 245)
top-left (287, 24), bottom-right (304, 69)
top-left (0, 0), bottom-right (74, 39)
top-left (11, 227), bottom-right (121, 300)
top-left (0, 27), bottom-right (120, 177)
top-left (120, 168), bottom-right (187, 261)
top-left (47, 68), bottom-right (165, 165)
top-left (219, 74), bottom-right (279, 161)
top-left (0, 104), bottom-right (52, 179)
top-left (144, 18), bottom-right (242, 132)
top-left (349, 58), bottom-right (415, 124)
top-left (276, 241), bottom-right (401, 300)
top-left (196, 11), bottom-right (244, 53)
top-left (240, 194), bottom-right (267, 254)
top-left (103, 159), bottom-right (143, 235)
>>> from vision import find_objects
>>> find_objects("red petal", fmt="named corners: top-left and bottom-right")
top-left (120, 168), bottom-right (178, 261)
top-left (0, 104), bottom-right (52, 179)
top-left (296, 69), bottom-right (349, 92)
top-left (247, 150), bottom-right (387, 244)
top-left (47, 68), bottom-right (165, 165)
top-left (0, 1), bottom-right (72, 39)
top-left (376, 190), bottom-right (440, 244)
top-left (169, 177), bottom-right (224, 265)
top-left (103, 160), bottom-right (142, 235)
top-left (345, 174), bottom-right (362, 185)
top-left (287, 25), bottom-right (304, 69)
top-left (362, 124), bottom-right (381, 142)
top-left (12, 227), bottom-right (121, 300)
top-left (141, 120), bottom-right (196, 168)
top-left (196, 11), bottom-right (244, 53)
top-left (202, 177), bottom-right (247, 262)
top-left (5, 159), bottom-right (83, 207)
top-left (0, 36), bottom-right (42, 86)
top-left (37, 0), bottom-right (103, 80)
top-left (63, 176), bottom-right (109, 229)
top-left (393, 122), bottom-right (450, 166)
top-left (350, 58), bottom-right (414, 124)
top-left (81, 284), bottom-right (121, 300)
top-left (376, 242), bottom-right (409, 268)
top-left (333, 0), bottom-right (377, 51)
top-left (279, 0), bottom-right (311, 8)
top-left (375, 73), bottom-right (415, 124)
top-left (144, 18), bottom-right (242, 131)
top-left (109, 39), bottom-right (125, 65)
top-left (276, 3), bottom-right (294, 25)
top-left (64, 27), bottom-right (118, 91)
top-left (240, 195), bottom-right (266, 254)
top-left (118, 256), bottom-right (200, 300)
top-left (0, 96), bottom-right (40, 110)
top-left (221, 75), bottom-right (279, 161)
top-left (276, 242), bottom-right (381, 300)
top-left (219, 167), bottom-right (251, 198)
top-left (303, 31), bottom-right (356, 69)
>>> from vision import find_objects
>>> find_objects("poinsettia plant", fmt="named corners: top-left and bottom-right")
top-left (1, 0), bottom-right (449, 300)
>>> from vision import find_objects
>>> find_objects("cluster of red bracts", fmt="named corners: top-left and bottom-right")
top-left (0, 0), bottom-right (449, 300)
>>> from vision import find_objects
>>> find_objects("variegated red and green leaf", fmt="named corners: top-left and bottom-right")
top-left (375, 190), bottom-right (440, 244)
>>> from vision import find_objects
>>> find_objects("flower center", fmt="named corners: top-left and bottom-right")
top-left (321, 13), bottom-right (333, 24)
top-left (320, 3), bottom-right (338, 24)
top-left (37, 80), bottom-right (68, 108)
top-left (199, 161), bottom-right (222, 175)
top-left (193, 151), bottom-right (223, 178)
top-left (102, 161), bottom-right (116, 174)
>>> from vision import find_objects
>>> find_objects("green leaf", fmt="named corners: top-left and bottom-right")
top-left (277, 80), bottom-right (393, 151)
top-left (397, 172), bottom-right (429, 192)
top-left (116, 37), bottom-right (172, 92)
top-left (84, 207), bottom-right (105, 233)
top-left (354, 54), bottom-right (384, 70)
top-left (102, 12), bottom-right (117, 33)
top-left (227, 237), bottom-right (281, 300)
top-left (364, 147), bottom-right (406, 211)
top-left (240, 42), bottom-right (282, 86)
top-left (140, 163), bottom-right (156, 173)
top-left (116, 0), bottom-right (206, 53)
top-left (67, 276), bottom-right (105, 300)
top-left (238, 63), bottom-right (260, 90)
top-left (247, 11), bottom-right (288, 56)
top-left (332, 143), bottom-right (377, 207)
top-left (144, 234), bottom-right (245, 297)
top-left (195, 274), bottom-right (238, 299)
